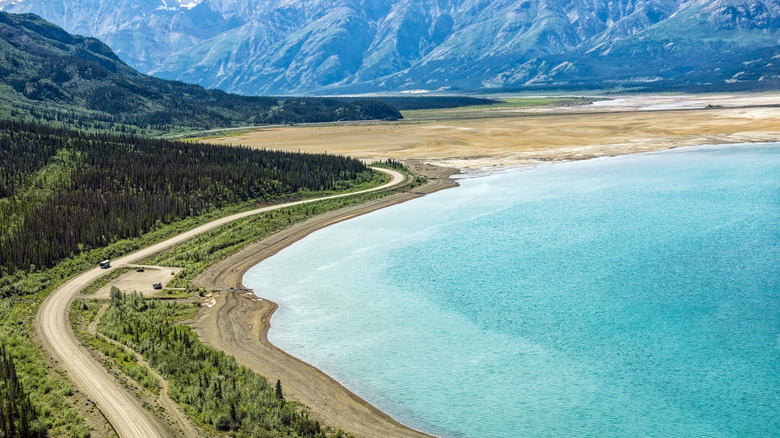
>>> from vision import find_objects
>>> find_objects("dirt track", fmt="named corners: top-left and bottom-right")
top-left (190, 164), bottom-right (457, 438)
top-left (36, 167), bottom-right (407, 438)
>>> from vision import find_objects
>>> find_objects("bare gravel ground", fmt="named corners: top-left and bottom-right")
top-left (92, 266), bottom-right (183, 299)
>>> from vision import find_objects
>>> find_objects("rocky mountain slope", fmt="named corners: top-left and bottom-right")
top-left (2, 0), bottom-right (778, 94)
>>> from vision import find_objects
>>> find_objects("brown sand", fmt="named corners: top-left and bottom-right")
top-left (190, 164), bottom-right (456, 438)
top-left (208, 94), bottom-right (780, 170)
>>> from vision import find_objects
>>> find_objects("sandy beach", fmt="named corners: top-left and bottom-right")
top-left (190, 93), bottom-right (780, 436)
top-left (189, 164), bottom-right (456, 438)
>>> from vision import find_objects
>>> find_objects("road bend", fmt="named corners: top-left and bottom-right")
top-left (37, 168), bottom-right (406, 438)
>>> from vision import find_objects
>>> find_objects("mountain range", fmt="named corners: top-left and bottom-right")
top-left (0, 11), bottom-right (401, 133)
top-left (1, 0), bottom-right (779, 95)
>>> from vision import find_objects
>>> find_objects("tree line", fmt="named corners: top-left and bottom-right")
top-left (339, 95), bottom-right (500, 111)
top-left (0, 119), bottom-right (371, 282)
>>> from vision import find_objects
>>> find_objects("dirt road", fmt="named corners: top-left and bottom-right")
top-left (36, 167), bottom-right (407, 438)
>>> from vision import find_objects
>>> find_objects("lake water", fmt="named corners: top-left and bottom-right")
top-left (244, 144), bottom-right (780, 438)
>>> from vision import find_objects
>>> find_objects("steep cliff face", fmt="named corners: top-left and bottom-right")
top-left (2, 0), bottom-right (778, 94)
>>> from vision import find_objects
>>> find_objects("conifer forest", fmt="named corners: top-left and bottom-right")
top-left (0, 119), bottom-right (371, 282)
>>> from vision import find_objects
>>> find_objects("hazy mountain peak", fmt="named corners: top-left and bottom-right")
top-left (1, 0), bottom-right (777, 94)
top-left (156, 0), bottom-right (205, 10)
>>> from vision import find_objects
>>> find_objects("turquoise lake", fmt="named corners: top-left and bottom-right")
top-left (244, 144), bottom-right (780, 438)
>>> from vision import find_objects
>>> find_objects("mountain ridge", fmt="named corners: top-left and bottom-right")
top-left (2, 0), bottom-right (778, 95)
top-left (0, 11), bottom-right (401, 133)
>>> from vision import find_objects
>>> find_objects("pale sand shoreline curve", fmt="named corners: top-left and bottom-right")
top-left (189, 163), bottom-right (457, 438)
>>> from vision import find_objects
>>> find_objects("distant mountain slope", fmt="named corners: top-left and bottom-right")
top-left (2, 0), bottom-right (778, 94)
top-left (0, 11), bottom-right (400, 133)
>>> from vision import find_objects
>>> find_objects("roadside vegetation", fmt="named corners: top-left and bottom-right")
top-left (371, 159), bottom-right (426, 187)
top-left (0, 343), bottom-right (42, 437)
top-left (0, 207), bottom-right (237, 437)
top-left (0, 119), bottom-right (373, 287)
top-left (0, 298), bottom-right (91, 437)
top-left (0, 118), bottom-right (401, 435)
top-left (90, 290), bottom-right (340, 437)
top-left (70, 295), bottom-right (161, 396)
top-left (69, 182), bottom-right (407, 436)
top-left (67, 169), bottom-right (408, 436)
top-left (0, 202), bottom-right (244, 437)
top-left (1, 182), bottom-right (398, 437)
top-left (143, 186), bottom-right (399, 286)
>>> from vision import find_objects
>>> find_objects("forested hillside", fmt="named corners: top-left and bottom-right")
top-left (0, 119), bottom-right (373, 286)
top-left (339, 96), bottom-right (500, 111)
top-left (0, 11), bottom-right (401, 134)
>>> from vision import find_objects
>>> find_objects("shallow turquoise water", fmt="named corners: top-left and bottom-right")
top-left (245, 144), bottom-right (780, 438)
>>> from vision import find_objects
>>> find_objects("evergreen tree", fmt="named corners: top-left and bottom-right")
top-left (98, 296), bottom-right (324, 436)
top-left (0, 344), bottom-right (39, 438)
top-left (0, 119), bottom-right (373, 287)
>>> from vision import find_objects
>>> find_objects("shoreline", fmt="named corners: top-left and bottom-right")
top-left (205, 98), bottom-right (780, 172)
top-left (231, 142), bottom-right (780, 438)
top-left (189, 163), bottom-right (457, 438)
top-left (187, 140), bottom-right (780, 437)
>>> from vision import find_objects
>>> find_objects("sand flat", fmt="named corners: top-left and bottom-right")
top-left (206, 94), bottom-right (780, 170)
